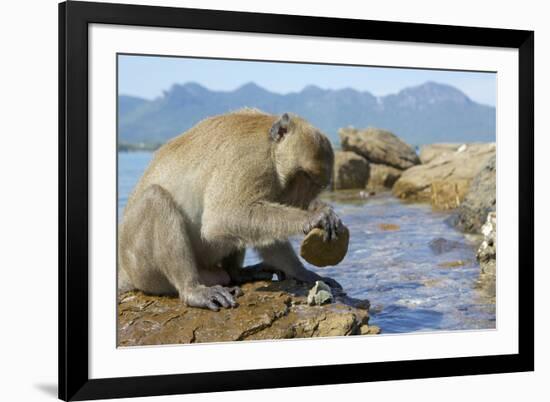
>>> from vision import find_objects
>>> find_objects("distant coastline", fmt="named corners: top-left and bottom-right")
top-left (118, 142), bottom-right (162, 152)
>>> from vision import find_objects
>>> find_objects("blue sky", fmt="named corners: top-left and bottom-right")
top-left (118, 54), bottom-right (496, 106)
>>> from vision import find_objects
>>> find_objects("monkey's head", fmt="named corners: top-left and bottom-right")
top-left (269, 113), bottom-right (334, 202)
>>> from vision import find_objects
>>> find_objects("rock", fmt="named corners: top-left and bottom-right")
top-left (429, 237), bottom-right (469, 254)
top-left (477, 212), bottom-right (496, 278)
top-left (476, 212), bottom-right (496, 298)
top-left (366, 163), bottom-right (403, 191)
top-left (419, 143), bottom-right (462, 164)
top-left (438, 260), bottom-right (467, 268)
top-left (118, 280), bottom-right (374, 346)
top-left (378, 223), bottom-right (400, 231)
top-left (339, 127), bottom-right (420, 170)
top-left (360, 324), bottom-right (381, 335)
top-left (300, 226), bottom-right (350, 267)
top-left (332, 151), bottom-right (370, 190)
top-left (307, 281), bottom-right (333, 306)
top-left (454, 154), bottom-right (496, 233)
top-left (430, 179), bottom-right (471, 210)
top-left (422, 278), bottom-right (443, 288)
top-left (393, 142), bottom-right (495, 205)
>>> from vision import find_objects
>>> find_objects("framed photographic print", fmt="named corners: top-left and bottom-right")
top-left (59, 1), bottom-right (534, 400)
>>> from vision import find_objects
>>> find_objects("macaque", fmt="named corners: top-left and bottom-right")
top-left (118, 109), bottom-right (343, 311)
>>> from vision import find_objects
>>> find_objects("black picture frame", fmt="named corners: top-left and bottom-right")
top-left (59, 1), bottom-right (534, 400)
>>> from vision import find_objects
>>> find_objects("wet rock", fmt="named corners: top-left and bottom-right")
top-left (454, 154), bottom-right (496, 233)
top-left (300, 226), bottom-right (350, 267)
top-left (378, 223), bottom-right (400, 231)
top-left (307, 281), bottom-right (334, 306)
top-left (339, 127), bottom-right (420, 170)
top-left (118, 280), bottom-right (374, 346)
top-left (360, 324), bottom-right (381, 335)
top-left (366, 163), bottom-right (403, 191)
top-left (429, 237), bottom-right (469, 254)
top-left (430, 179), bottom-right (471, 210)
top-left (438, 260), bottom-right (467, 268)
top-left (477, 212), bottom-right (496, 278)
top-left (422, 278), bottom-right (443, 288)
top-left (419, 143), bottom-right (462, 164)
top-left (393, 142), bottom-right (495, 206)
top-left (332, 151), bottom-right (369, 190)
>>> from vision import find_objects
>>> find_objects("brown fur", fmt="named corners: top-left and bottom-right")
top-left (118, 109), bottom-right (340, 310)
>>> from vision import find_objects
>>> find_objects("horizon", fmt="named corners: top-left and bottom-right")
top-left (118, 55), bottom-right (497, 107)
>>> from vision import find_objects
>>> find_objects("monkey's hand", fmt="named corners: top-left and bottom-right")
top-left (184, 285), bottom-right (243, 312)
top-left (303, 205), bottom-right (343, 242)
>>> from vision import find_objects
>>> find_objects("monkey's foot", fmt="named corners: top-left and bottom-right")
top-left (184, 285), bottom-right (243, 312)
top-left (230, 263), bottom-right (285, 285)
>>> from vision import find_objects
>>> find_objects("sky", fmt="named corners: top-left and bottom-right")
top-left (118, 54), bottom-right (496, 106)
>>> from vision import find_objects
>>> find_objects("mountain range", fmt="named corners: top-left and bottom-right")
top-left (118, 81), bottom-right (495, 146)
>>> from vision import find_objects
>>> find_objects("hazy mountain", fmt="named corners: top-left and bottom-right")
top-left (118, 95), bottom-right (148, 116)
top-left (118, 81), bottom-right (495, 146)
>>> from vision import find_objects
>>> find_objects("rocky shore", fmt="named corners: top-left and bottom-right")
top-left (118, 280), bottom-right (379, 346)
top-left (332, 126), bottom-right (496, 226)
top-left (331, 125), bottom-right (497, 296)
top-left (393, 143), bottom-right (495, 210)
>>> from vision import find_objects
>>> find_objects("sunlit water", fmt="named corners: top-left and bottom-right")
top-left (118, 151), bottom-right (495, 334)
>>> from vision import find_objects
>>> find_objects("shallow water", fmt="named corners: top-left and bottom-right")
top-left (118, 151), bottom-right (495, 334)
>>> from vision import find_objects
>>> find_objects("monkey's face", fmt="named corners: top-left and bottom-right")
top-left (271, 113), bottom-right (335, 197)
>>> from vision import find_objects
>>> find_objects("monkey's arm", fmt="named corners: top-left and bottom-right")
top-left (207, 203), bottom-right (343, 290)
top-left (203, 200), bottom-right (341, 246)
top-left (247, 201), bottom-right (314, 243)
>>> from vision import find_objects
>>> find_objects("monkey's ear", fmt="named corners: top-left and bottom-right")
top-left (269, 113), bottom-right (291, 142)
